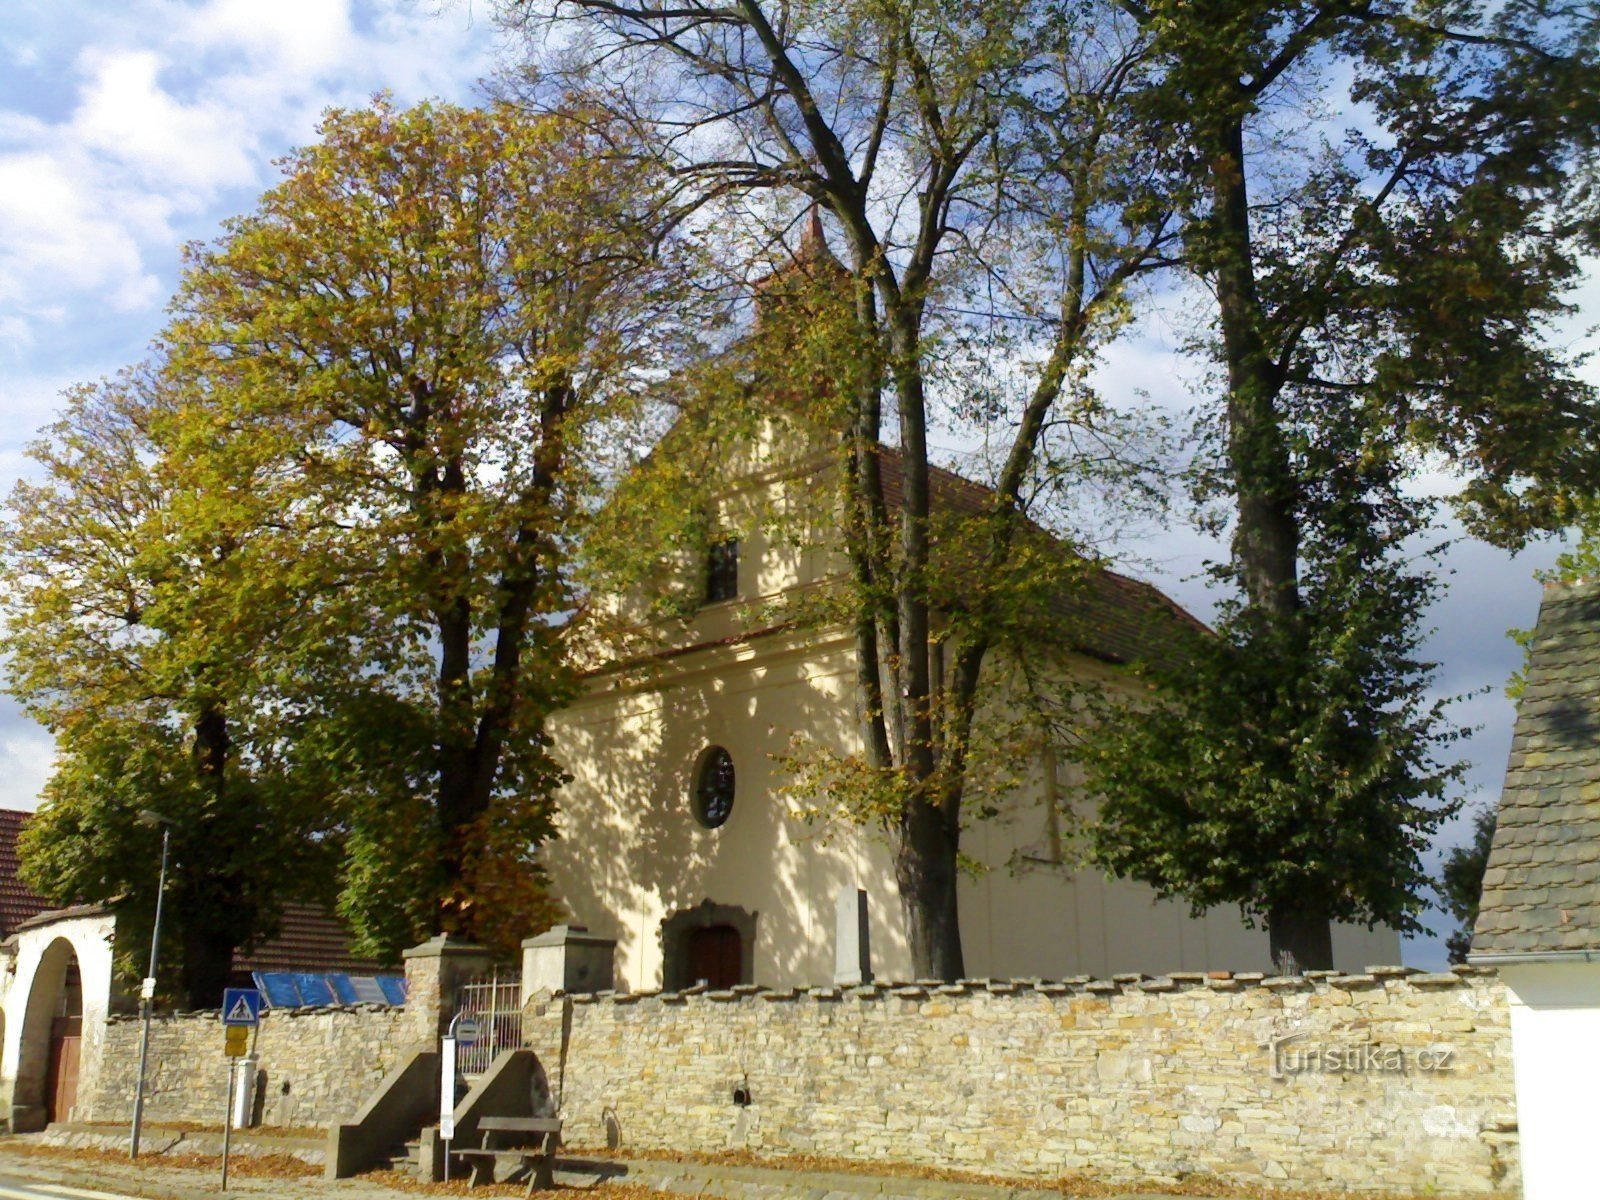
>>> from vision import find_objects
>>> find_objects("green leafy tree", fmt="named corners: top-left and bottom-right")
top-left (161, 98), bottom-right (694, 958)
top-left (498, 0), bottom-right (1179, 979)
top-left (3, 369), bottom-right (340, 1004)
top-left (1440, 805), bottom-right (1496, 965)
top-left (1073, 0), bottom-right (1600, 967)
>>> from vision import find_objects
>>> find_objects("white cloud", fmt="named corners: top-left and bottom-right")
top-left (0, 721), bottom-right (53, 815)
top-left (0, 0), bottom-right (492, 357)
top-left (184, 0), bottom-right (356, 76)
top-left (0, 150), bottom-right (161, 323)
top-left (70, 48), bottom-right (261, 193)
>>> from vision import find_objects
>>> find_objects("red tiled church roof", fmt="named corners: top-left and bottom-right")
top-left (876, 449), bottom-right (1208, 666)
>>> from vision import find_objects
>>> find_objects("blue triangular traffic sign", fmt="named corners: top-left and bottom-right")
top-left (221, 987), bottom-right (262, 1026)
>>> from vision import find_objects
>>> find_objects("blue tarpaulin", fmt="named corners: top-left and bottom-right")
top-left (253, 970), bottom-right (406, 1009)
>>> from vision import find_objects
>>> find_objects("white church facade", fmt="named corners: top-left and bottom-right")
top-left (541, 419), bottom-right (1400, 992)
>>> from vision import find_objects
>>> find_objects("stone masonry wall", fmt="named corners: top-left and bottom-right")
top-left (85, 1004), bottom-right (409, 1129)
top-left (525, 968), bottom-right (1518, 1197)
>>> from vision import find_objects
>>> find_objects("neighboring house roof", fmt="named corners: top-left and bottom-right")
top-left (235, 902), bottom-right (389, 974)
top-left (1472, 579), bottom-right (1600, 959)
top-left (0, 809), bottom-right (52, 936)
top-left (0, 807), bottom-right (385, 972)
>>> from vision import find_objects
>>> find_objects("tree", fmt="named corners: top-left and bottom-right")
top-left (497, 0), bottom-right (1179, 979)
top-left (1440, 806), bottom-right (1496, 965)
top-left (2, 368), bottom-right (341, 1004)
top-left (1073, 0), bottom-right (1600, 967)
top-left (161, 98), bottom-right (694, 958)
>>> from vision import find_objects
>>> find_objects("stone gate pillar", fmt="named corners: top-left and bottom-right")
top-left (400, 934), bottom-right (495, 1049)
top-left (521, 925), bottom-right (616, 1001)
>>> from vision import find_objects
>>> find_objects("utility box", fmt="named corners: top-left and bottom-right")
top-left (521, 925), bottom-right (616, 999)
top-left (231, 1057), bottom-right (257, 1129)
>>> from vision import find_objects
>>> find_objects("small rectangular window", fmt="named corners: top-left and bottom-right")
top-left (706, 538), bottom-right (739, 604)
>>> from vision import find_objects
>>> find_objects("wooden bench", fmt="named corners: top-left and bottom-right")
top-left (452, 1116), bottom-right (562, 1194)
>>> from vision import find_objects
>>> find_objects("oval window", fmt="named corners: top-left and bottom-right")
top-left (693, 746), bottom-right (736, 829)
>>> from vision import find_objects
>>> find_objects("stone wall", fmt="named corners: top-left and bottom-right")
top-left (85, 1004), bottom-right (409, 1129)
top-left (525, 968), bottom-right (1519, 1197)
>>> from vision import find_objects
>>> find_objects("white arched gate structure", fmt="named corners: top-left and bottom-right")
top-left (0, 907), bottom-right (118, 1131)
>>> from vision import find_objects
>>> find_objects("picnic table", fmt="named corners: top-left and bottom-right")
top-left (451, 1115), bottom-right (562, 1194)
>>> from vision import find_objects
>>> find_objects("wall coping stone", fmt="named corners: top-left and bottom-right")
top-left (1331, 973), bottom-right (1380, 988)
top-left (104, 1002), bottom-right (402, 1024)
top-left (522, 923), bottom-right (616, 949)
top-left (525, 969), bottom-right (1494, 1012)
top-left (401, 933), bottom-right (490, 960)
top-left (1261, 976), bottom-right (1311, 991)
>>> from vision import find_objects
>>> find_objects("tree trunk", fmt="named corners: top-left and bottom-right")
top-left (1209, 114), bottom-right (1339, 968)
top-left (181, 701), bottom-right (243, 1005)
top-left (895, 797), bottom-right (965, 981)
top-left (1267, 903), bottom-right (1334, 973)
top-left (435, 589), bottom-right (477, 933)
top-left (1210, 119), bottom-right (1300, 621)
top-left (177, 895), bottom-right (241, 1008)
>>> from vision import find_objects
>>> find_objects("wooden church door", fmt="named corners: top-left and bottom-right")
top-left (687, 925), bottom-right (743, 989)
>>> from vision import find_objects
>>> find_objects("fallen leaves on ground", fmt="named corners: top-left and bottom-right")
top-left (563, 1144), bottom-right (1450, 1200)
top-left (130, 1120), bottom-right (325, 1140)
top-left (356, 1168), bottom-right (675, 1199)
top-left (0, 1140), bottom-right (318, 1178)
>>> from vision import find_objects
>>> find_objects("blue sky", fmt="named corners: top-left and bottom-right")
top-left (1, 0), bottom-right (499, 808)
top-left (0, 0), bottom-right (1593, 968)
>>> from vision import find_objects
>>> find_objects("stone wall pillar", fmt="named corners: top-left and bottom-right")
top-left (521, 925), bottom-right (616, 1000)
top-left (400, 934), bottom-right (495, 1050)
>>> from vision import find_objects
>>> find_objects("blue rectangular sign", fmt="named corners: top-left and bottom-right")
top-left (222, 987), bottom-right (262, 1026)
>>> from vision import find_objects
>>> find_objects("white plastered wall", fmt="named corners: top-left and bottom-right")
top-left (546, 631), bottom-right (1399, 988)
top-left (547, 419), bottom-right (1400, 988)
top-left (0, 908), bottom-right (118, 1129)
top-left (1496, 959), bottom-right (1600, 1200)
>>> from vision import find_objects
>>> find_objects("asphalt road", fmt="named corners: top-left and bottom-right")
top-left (0, 1179), bottom-right (148, 1200)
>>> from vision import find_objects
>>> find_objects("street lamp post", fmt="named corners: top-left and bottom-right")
top-left (129, 812), bottom-right (172, 1159)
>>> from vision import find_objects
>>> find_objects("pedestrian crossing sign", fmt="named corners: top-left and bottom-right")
top-left (222, 987), bottom-right (262, 1027)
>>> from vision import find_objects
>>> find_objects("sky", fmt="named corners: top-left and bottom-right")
top-left (0, 0), bottom-right (1593, 969)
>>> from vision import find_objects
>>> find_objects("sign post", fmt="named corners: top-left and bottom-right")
top-left (219, 989), bottom-right (261, 1192)
top-left (221, 1058), bottom-right (236, 1191)
top-left (439, 1011), bottom-right (481, 1182)
top-left (439, 1033), bottom-right (456, 1182)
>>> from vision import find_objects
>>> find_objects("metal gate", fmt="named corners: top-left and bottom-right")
top-left (454, 969), bottom-right (523, 1076)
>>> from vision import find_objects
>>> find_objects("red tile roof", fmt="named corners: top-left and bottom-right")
top-left (0, 809), bottom-right (387, 972)
top-left (876, 448), bottom-right (1208, 666)
top-left (235, 902), bottom-right (391, 974)
top-left (0, 809), bottom-right (52, 937)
